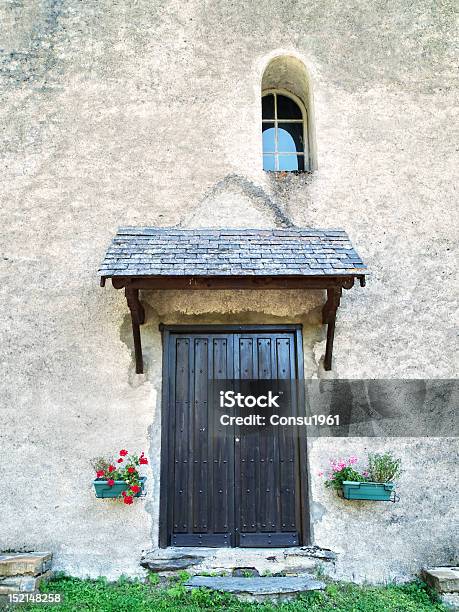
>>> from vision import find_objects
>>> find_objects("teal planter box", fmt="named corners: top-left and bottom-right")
top-left (342, 480), bottom-right (395, 501)
top-left (93, 477), bottom-right (147, 499)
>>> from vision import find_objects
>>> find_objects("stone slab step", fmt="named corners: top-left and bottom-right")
top-left (184, 575), bottom-right (325, 602)
top-left (141, 549), bottom-right (208, 572)
top-left (0, 553), bottom-right (52, 578)
top-left (442, 593), bottom-right (459, 611)
top-left (0, 571), bottom-right (52, 595)
top-left (141, 546), bottom-right (336, 575)
top-left (423, 567), bottom-right (459, 594)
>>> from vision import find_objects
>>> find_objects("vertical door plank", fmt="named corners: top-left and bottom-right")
top-left (211, 335), bottom-right (234, 539)
top-left (276, 336), bottom-right (297, 533)
top-left (257, 336), bottom-right (278, 533)
top-left (236, 336), bottom-right (258, 538)
top-left (172, 336), bottom-right (191, 533)
top-left (192, 337), bottom-right (209, 532)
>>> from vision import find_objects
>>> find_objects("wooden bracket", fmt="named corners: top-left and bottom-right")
top-left (322, 287), bottom-right (342, 371)
top-left (102, 274), bottom-right (363, 374)
top-left (125, 287), bottom-right (146, 374)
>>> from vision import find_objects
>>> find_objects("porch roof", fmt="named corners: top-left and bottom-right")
top-left (99, 227), bottom-right (368, 281)
top-left (99, 227), bottom-right (368, 374)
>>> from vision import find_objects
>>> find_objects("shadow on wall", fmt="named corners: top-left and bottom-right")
top-left (182, 54), bottom-right (316, 229)
top-left (181, 173), bottom-right (293, 229)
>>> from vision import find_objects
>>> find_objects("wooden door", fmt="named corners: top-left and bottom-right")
top-left (160, 325), bottom-right (307, 548)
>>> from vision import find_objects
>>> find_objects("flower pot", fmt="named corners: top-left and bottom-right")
top-left (342, 480), bottom-right (395, 501)
top-left (93, 476), bottom-right (147, 499)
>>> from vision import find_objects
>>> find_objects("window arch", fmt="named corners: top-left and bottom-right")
top-left (262, 90), bottom-right (307, 172)
top-left (261, 54), bottom-right (317, 172)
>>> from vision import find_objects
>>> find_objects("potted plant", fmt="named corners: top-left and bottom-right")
top-left (92, 450), bottom-right (148, 504)
top-left (322, 453), bottom-right (401, 501)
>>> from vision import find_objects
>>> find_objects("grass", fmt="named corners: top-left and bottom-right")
top-left (4, 574), bottom-right (448, 612)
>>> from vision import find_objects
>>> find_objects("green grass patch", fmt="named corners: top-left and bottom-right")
top-left (8, 574), bottom-right (448, 612)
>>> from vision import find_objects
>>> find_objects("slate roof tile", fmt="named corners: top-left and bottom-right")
top-left (99, 228), bottom-right (368, 278)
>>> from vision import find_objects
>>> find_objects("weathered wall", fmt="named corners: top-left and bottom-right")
top-left (0, 0), bottom-right (457, 581)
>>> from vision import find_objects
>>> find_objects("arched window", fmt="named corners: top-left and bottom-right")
top-left (261, 55), bottom-right (316, 172)
top-left (262, 91), bottom-right (307, 172)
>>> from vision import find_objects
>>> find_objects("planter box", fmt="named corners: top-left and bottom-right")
top-left (93, 477), bottom-right (147, 499)
top-left (342, 480), bottom-right (395, 501)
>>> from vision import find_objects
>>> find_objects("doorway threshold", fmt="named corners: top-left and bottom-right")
top-left (140, 546), bottom-right (337, 577)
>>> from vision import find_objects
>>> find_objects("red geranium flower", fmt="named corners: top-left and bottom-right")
top-left (117, 458), bottom-right (123, 463)
top-left (96, 470), bottom-right (105, 478)
top-left (121, 490), bottom-right (126, 497)
top-left (139, 457), bottom-right (148, 465)
top-left (119, 450), bottom-right (128, 456)
top-left (127, 467), bottom-right (136, 474)
top-left (107, 479), bottom-right (115, 486)
top-left (130, 485), bottom-right (140, 494)
top-left (123, 495), bottom-right (133, 505)
top-left (108, 465), bottom-right (116, 472)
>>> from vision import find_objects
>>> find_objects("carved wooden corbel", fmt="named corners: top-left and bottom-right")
top-left (125, 287), bottom-right (146, 373)
top-left (322, 287), bottom-right (342, 371)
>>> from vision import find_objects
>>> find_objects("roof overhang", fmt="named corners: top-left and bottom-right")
top-left (105, 274), bottom-right (363, 291)
top-left (100, 228), bottom-right (368, 373)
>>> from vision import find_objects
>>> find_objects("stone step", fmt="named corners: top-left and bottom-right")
top-left (422, 567), bottom-right (459, 594)
top-left (140, 545), bottom-right (336, 575)
top-left (441, 593), bottom-right (459, 611)
top-left (184, 575), bottom-right (325, 602)
top-left (0, 553), bottom-right (52, 578)
top-left (0, 571), bottom-right (52, 595)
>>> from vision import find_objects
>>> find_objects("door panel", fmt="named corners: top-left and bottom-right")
top-left (233, 333), bottom-right (300, 547)
top-left (162, 327), bottom-right (305, 548)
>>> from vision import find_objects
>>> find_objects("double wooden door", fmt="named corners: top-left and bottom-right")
top-left (160, 325), bottom-right (308, 548)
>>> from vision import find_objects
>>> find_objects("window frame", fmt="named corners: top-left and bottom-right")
top-left (262, 88), bottom-right (310, 172)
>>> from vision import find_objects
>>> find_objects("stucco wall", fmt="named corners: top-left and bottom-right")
top-left (0, 0), bottom-right (457, 581)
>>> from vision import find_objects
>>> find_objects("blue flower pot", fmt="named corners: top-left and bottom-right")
top-left (342, 480), bottom-right (395, 501)
top-left (93, 476), bottom-right (147, 499)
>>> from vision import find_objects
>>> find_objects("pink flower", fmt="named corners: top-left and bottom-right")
top-left (318, 472), bottom-right (324, 477)
top-left (363, 471), bottom-right (369, 477)
top-left (348, 456), bottom-right (358, 465)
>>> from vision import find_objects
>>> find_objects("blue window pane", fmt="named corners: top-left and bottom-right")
top-left (277, 128), bottom-right (297, 154)
top-left (278, 124), bottom-right (303, 153)
top-left (263, 155), bottom-right (276, 171)
top-left (262, 126), bottom-right (275, 153)
top-left (278, 155), bottom-right (299, 171)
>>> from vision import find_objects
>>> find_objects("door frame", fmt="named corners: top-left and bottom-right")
top-left (158, 323), bottom-right (310, 548)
